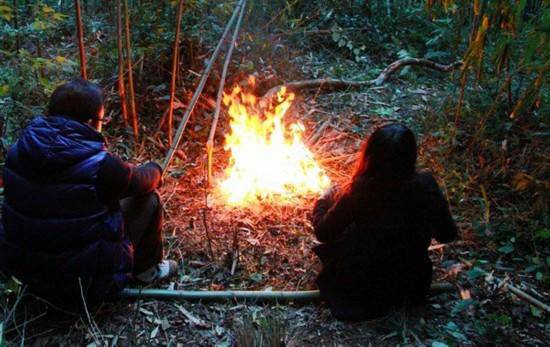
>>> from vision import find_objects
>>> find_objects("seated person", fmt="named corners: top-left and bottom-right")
top-left (0, 78), bottom-right (177, 309)
top-left (312, 123), bottom-right (457, 321)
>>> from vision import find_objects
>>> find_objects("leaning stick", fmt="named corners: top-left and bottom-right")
top-left (262, 58), bottom-right (463, 100)
top-left (166, 0), bottom-right (186, 146)
top-left (74, 0), bottom-right (87, 80)
top-left (123, 0), bottom-right (139, 141)
top-left (121, 283), bottom-right (453, 303)
top-left (116, 0), bottom-right (129, 127)
top-left (162, 0), bottom-right (246, 174)
top-left (206, 0), bottom-right (247, 186)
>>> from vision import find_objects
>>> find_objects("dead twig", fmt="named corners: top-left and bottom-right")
top-left (463, 262), bottom-right (550, 313)
top-left (203, 178), bottom-right (215, 260)
top-left (262, 58), bottom-right (463, 100)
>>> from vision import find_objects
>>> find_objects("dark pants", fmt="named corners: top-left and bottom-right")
top-left (120, 192), bottom-right (164, 275)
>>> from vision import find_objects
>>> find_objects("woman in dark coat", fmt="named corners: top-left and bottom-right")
top-left (312, 123), bottom-right (457, 321)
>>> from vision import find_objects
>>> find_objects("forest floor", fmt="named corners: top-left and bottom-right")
top-left (3, 50), bottom-right (548, 345)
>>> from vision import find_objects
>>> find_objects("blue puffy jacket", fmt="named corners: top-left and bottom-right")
top-left (0, 116), bottom-right (132, 307)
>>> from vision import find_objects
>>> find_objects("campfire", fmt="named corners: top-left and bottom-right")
top-left (216, 79), bottom-right (331, 206)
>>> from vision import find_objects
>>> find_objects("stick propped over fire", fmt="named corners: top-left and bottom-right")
top-left (216, 78), bottom-right (330, 206)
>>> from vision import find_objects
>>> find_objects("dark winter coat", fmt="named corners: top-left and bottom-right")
top-left (0, 116), bottom-right (160, 308)
top-left (312, 172), bottom-right (457, 321)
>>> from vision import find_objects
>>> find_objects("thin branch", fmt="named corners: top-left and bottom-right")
top-left (123, 0), bottom-right (139, 141)
top-left (165, 0), bottom-right (186, 146)
top-left (474, 267), bottom-right (550, 313)
top-left (116, 0), bottom-right (129, 127)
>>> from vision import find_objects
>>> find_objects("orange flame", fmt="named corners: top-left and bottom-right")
top-left (218, 83), bottom-right (330, 206)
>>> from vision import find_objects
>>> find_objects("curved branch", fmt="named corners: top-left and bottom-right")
top-left (262, 58), bottom-right (462, 99)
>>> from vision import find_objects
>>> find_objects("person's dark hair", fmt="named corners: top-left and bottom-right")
top-left (47, 78), bottom-right (104, 123)
top-left (352, 123), bottom-right (417, 185)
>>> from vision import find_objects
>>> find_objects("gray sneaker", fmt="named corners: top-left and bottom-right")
top-left (135, 260), bottom-right (178, 284)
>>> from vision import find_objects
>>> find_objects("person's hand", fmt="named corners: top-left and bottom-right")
top-left (148, 162), bottom-right (164, 189)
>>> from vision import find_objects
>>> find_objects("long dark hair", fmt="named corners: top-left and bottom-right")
top-left (351, 123), bottom-right (417, 187)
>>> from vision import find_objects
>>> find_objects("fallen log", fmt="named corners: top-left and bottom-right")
top-left (121, 282), bottom-right (453, 303)
top-left (262, 58), bottom-right (462, 100)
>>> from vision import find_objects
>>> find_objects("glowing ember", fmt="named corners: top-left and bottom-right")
top-left (218, 79), bottom-right (331, 206)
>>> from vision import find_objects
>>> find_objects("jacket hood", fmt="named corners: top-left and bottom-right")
top-left (12, 116), bottom-right (106, 176)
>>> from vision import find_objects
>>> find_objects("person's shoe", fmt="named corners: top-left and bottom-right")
top-left (135, 260), bottom-right (178, 284)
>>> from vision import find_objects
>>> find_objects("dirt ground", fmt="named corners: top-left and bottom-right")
top-left (3, 74), bottom-right (547, 346)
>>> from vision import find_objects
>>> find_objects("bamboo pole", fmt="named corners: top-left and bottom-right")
top-left (74, 0), bottom-right (87, 80)
top-left (116, 0), bottom-right (129, 127)
top-left (121, 283), bottom-right (454, 303)
top-left (206, 0), bottom-right (247, 186)
top-left (166, 0), bottom-right (186, 146)
top-left (162, 0), bottom-right (246, 174)
top-left (123, 0), bottom-right (139, 141)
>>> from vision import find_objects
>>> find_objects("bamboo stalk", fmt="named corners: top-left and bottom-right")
top-left (116, 0), bottom-right (129, 127)
top-left (74, 0), bottom-right (87, 80)
top-left (166, 0), bottom-right (186, 146)
top-left (121, 283), bottom-right (453, 303)
top-left (206, 0), bottom-right (247, 186)
top-left (162, 0), bottom-right (246, 174)
top-left (123, 0), bottom-right (139, 141)
top-left (12, 0), bottom-right (20, 52)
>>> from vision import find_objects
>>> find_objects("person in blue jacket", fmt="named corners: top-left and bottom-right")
top-left (0, 78), bottom-right (177, 309)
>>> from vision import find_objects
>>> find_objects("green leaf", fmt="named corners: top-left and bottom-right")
top-left (467, 267), bottom-right (484, 280)
top-left (249, 273), bottom-right (263, 283)
top-left (489, 313), bottom-right (512, 326)
top-left (373, 107), bottom-right (393, 116)
top-left (451, 299), bottom-right (475, 316)
top-left (0, 84), bottom-right (8, 97)
top-left (498, 244), bottom-right (514, 254)
top-left (445, 321), bottom-right (467, 341)
top-left (0, 5), bottom-right (13, 21)
top-left (535, 229), bottom-right (550, 240)
top-left (432, 342), bottom-right (449, 347)
top-left (530, 305), bottom-right (542, 318)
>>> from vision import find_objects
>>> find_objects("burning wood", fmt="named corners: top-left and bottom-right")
top-left (216, 80), bottom-right (331, 206)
